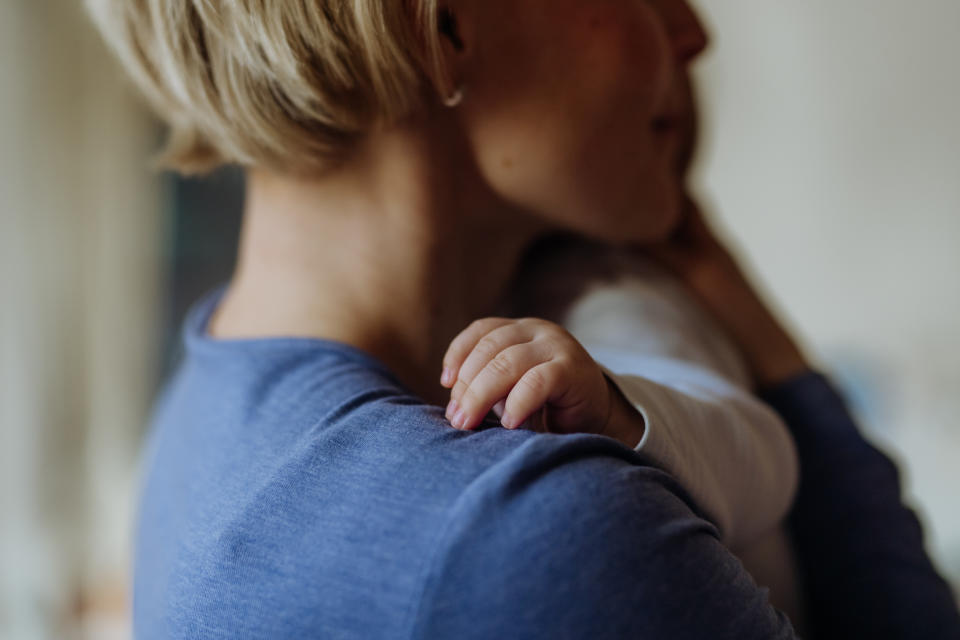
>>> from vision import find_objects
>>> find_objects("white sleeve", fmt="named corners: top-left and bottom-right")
top-left (594, 353), bottom-right (799, 550)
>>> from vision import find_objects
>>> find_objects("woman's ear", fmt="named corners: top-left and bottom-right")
top-left (432, 2), bottom-right (475, 104)
top-left (438, 6), bottom-right (466, 52)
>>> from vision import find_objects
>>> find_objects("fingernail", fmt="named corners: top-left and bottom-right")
top-left (440, 367), bottom-right (454, 386)
top-left (453, 409), bottom-right (467, 430)
top-left (501, 412), bottom-right (515, 429)
top-left (446, 398), bottom-right (459, 421)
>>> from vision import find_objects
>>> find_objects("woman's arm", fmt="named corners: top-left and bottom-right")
top-left (646, 201), bottom-right (960, 636)
top-left (643, 198), bottom-right (809, 392)
top-left (762, 371), bottom-right (960, 638)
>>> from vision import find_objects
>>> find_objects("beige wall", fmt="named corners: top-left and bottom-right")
top-left (0, 1), bottom-right (160, 637)
top-left (691, 0), bottom-right (960, 586)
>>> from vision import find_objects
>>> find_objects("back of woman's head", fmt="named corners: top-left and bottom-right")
top-left (85, 1), bottom-right (449, 174)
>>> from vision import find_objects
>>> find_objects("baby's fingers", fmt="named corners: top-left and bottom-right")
top-left (453, 322), bottom-right (540, 400)
top-left (440, 318), bottom-right (514, 387)
top-left (449, 343), bottom-right (550, 431)
top-left (500, 361), bottom-right (566, 429)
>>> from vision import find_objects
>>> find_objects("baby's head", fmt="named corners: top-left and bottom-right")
top-left (87, 0), bottom-right (708, 244)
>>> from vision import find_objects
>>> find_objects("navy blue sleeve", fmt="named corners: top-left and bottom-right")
top-left (409, 435), bottom-right (800, 639)
top-left (760, 371), bottom-right (960, 639)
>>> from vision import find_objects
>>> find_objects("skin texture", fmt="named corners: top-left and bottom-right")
top-left (209, 0), bottom-right (808, 412)
top-left (453, 0), bottom-right (703, 243)
top-left (439, 316), bottom-right (645, 447)
top-left (441, 318), bottom-right (607, 427)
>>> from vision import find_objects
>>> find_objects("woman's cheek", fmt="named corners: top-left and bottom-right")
top-left (463, 101), bottom-right (583, 218)
top-left (459, 0), bottom-right (676, 235)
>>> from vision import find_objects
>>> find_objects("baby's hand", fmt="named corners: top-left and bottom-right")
top-left (440, 317), bottom-right (622, 436)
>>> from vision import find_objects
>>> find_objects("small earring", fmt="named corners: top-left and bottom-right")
top-left (443, 84), bottom-right (465, 108)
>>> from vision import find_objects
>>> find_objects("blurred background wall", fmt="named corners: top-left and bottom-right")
top-left (0, 0), bottom-right (957, 638)
top-left (0, 1), bottom-right (161, 638)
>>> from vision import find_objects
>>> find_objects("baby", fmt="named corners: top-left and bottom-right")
top-left (440, 232), bottom-right (803, 622)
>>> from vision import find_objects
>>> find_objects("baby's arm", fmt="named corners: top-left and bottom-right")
top-left (559, 266), bottom-right (799, 550)
top-left (503, 240), bottom-right (799, 549)
top-left (440, 315), bottom-right (797, 551)
top-left (596, 356), bottom-right (797, 550)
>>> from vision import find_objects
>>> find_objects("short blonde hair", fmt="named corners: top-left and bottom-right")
top-left (85, 1), bottom-right (450, 174)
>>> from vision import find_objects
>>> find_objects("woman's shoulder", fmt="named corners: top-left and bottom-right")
top-left (143, 330), bottom-right (726, 636)
top-left (405, 419), bottom-right (736, 638)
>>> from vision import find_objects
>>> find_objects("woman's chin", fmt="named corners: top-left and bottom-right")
top-left (556, 178), bottom-right (683, 247)
top-left (649, 201), bottom-right (685, 242)
top-left (617, 187), bottom-right (684, 246)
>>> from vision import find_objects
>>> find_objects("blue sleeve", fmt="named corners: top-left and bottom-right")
top-left (759, 371), bottom-right (960, 639)
top-left (408, 435), bottom-right (799, 639)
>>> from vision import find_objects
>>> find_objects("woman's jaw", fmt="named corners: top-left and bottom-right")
top-left (434, 0), bottom-right (707, 245)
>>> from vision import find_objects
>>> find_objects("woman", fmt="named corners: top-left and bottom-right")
top-left (86, 1), bottom-right (960, 638)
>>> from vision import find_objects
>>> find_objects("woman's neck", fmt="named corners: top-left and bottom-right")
top-left (209, 124), bottom-right (550, 407)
